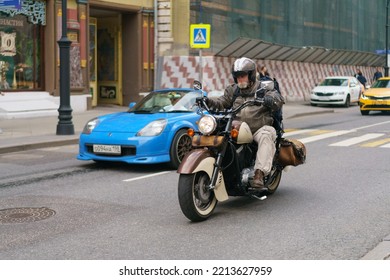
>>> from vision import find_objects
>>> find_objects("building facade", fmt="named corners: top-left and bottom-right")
top-left (0, 0), bottom-right (386, 118)
top-left (0, 0), bottom-right (155, 118)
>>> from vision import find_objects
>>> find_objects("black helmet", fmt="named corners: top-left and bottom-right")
top-left (231, 57), bottom-right (257, 84)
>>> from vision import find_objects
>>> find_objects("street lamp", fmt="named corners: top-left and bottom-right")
top-left (385, 0), bottom-right (390, 77)
top-left (56, 0), bottom-right (74, 135)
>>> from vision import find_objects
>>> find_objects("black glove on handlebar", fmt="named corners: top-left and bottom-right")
top-left (263, 95), bottom-right (274, 108)
top-left (196, 96), bottom-right (208, 105)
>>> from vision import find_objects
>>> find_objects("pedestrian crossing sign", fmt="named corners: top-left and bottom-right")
top-left (190, 24), bottom-right (210, 49)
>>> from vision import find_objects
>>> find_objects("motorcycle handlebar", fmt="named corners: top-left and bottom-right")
top-left (196, 97), bottom-right (264, 116)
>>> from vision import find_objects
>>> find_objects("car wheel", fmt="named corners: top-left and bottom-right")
top-left (169, 129), bottom-right (192, 169)
top-left (360, 110), bottom-right (369, 115)
top-left (344, 95), bottom-right (351, 107)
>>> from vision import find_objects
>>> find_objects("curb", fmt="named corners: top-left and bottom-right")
top-left (285, 109), bottom-right (335, 119)
top-left (0, 137), bottom-right (79, 154)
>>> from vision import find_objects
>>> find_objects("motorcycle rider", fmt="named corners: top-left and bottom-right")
top-left (205, 57), bottom-right (284, 190)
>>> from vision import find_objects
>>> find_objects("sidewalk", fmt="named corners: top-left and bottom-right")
top-left (0, 102), bottom-right (332, 154)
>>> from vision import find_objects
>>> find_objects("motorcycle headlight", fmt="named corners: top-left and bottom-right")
top-left (137, 119), bottom-right (167, 136)
top-left (82, 118), bottom-right (100, 134)
top-left (198, 115), bottom-right (217, 135)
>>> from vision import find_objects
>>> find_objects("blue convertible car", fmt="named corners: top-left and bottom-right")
top-left (77, 86), bottom-right (210, 169)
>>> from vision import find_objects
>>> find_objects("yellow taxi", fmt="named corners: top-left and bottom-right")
top-left (359, 77), bottom-right (390, 115)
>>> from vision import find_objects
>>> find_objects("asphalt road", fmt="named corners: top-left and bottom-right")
top-left (0, 105), bottom-right (389, 260)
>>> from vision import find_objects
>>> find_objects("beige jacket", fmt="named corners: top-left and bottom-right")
top-left (207, 80), bottom-right (284, 134)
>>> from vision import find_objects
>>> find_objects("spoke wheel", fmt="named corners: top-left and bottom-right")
top-left (169, 129), bottom-right (192, 169)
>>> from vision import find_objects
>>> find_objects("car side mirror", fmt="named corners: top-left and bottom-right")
top-left (129, 102), bottom-right (136, 108)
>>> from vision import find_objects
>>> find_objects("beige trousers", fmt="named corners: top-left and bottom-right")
top-left (252, 125), bottom-right (276, 175)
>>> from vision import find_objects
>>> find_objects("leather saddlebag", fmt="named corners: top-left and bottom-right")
top-left (278, 138), bottom-right (306, 167)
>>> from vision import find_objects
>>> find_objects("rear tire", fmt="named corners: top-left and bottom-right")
top-left (178, 172), bottom-right (217, 222)
top-left (265, 167), bottom-right (282, 194)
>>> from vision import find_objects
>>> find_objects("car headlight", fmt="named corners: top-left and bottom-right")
top-left (137, 119), bottom-right (167, 136)
top-left (360, 93), bottom-right (368, 99)
top-left (198, 115), bottom-right (217, 135)
top-left (82, 118), bottom-right (100, 134)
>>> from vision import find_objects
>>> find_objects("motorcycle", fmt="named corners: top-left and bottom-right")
top-left (177, 80), bottom-right (289, 222)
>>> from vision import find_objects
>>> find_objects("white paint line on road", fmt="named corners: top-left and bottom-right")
top-left (354, 120), bottom-right (390, 131)
top-left (123, 171), bottom-right (172, 182)
top-left (283, 129), bottom-right (316, 137)
top-left (330, 133), bottom-right (385, 147)
top-left (298, 130), bottom-right (354, 144)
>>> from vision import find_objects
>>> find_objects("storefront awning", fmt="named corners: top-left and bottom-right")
top-left (215, 37), bottom-right (384, 67)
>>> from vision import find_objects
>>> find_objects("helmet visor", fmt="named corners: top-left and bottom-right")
top-left (232, 71), bottom-right (248, 79)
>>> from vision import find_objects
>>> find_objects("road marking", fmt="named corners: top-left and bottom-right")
top-left (330, 133), bottom-right (385, 147)
top-left (380, 142), bottom-right (390, 148)
top-left (285, 126), bottom-right (390, 148)
top-left (297, 130), bottom-right (354, 144)
top-left (354, 120), bottom-right (390, 130)
top-left (123, 171), bottom-right (172, 182)
top-left (361, 138), bottom-right (390, 147)
top-left (283, 129), bottom-right (316, 137)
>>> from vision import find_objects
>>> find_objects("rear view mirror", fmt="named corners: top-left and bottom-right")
top-left (260, 80), bottom-right (274, 91)
top-left (193, 80), bottom-right (202, 90)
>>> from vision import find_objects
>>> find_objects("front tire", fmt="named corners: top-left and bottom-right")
top-left (169, 129), bottom-right (192, 169)
top-left (344, 95), bottom-right (351, 107)
top-left (178, 172), bottom-right (217, 222)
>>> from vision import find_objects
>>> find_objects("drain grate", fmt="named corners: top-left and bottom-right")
top-left (0, 207), bottom-right (56, 224)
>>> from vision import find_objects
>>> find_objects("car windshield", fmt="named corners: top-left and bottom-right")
top-left (130, 90), bottom-right (202, 113)
top-left (371, 79), bottom-right (390, 88)
top-left (319, 78), bottom-right (348, 86)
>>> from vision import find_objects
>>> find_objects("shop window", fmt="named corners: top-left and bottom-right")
top-left (0, 13), bottom-right (43, 90)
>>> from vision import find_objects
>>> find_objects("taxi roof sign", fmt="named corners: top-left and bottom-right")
top-left (190, 24), bottom-right (210, 49)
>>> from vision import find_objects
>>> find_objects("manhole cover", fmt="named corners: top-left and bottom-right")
top-left (0, 207), bottom-right (56, 224)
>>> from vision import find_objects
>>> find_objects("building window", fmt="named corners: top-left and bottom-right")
top-left (0, 13), bottom-right (43, 90)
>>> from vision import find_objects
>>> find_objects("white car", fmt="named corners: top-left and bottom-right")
top-left (310, 76), bottom-right (363, 107)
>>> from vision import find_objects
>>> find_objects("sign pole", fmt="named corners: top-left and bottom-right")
top-left (386, 0), bottom-right (390, 76)
top-left (199, 49), bottom-right (203, 84)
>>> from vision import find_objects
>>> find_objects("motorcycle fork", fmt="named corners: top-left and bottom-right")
top-left (208, 142), bottom-right (228, 190)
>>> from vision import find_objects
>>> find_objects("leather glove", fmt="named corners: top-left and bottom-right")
top-left (263, 95), bottom-right (274, 108)
top-left (196, 96), bottom-right (208, 103)
top-left (196, 96), bottom-right (208, 107)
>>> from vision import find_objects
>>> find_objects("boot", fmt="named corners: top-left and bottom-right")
top-left (252, 169), bottom-right (267, 191)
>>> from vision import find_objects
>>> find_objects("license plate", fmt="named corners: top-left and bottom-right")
top-left (93, 144), bottom-right (121, 154)
top-left (373, 100), bottom-right (388, 105)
